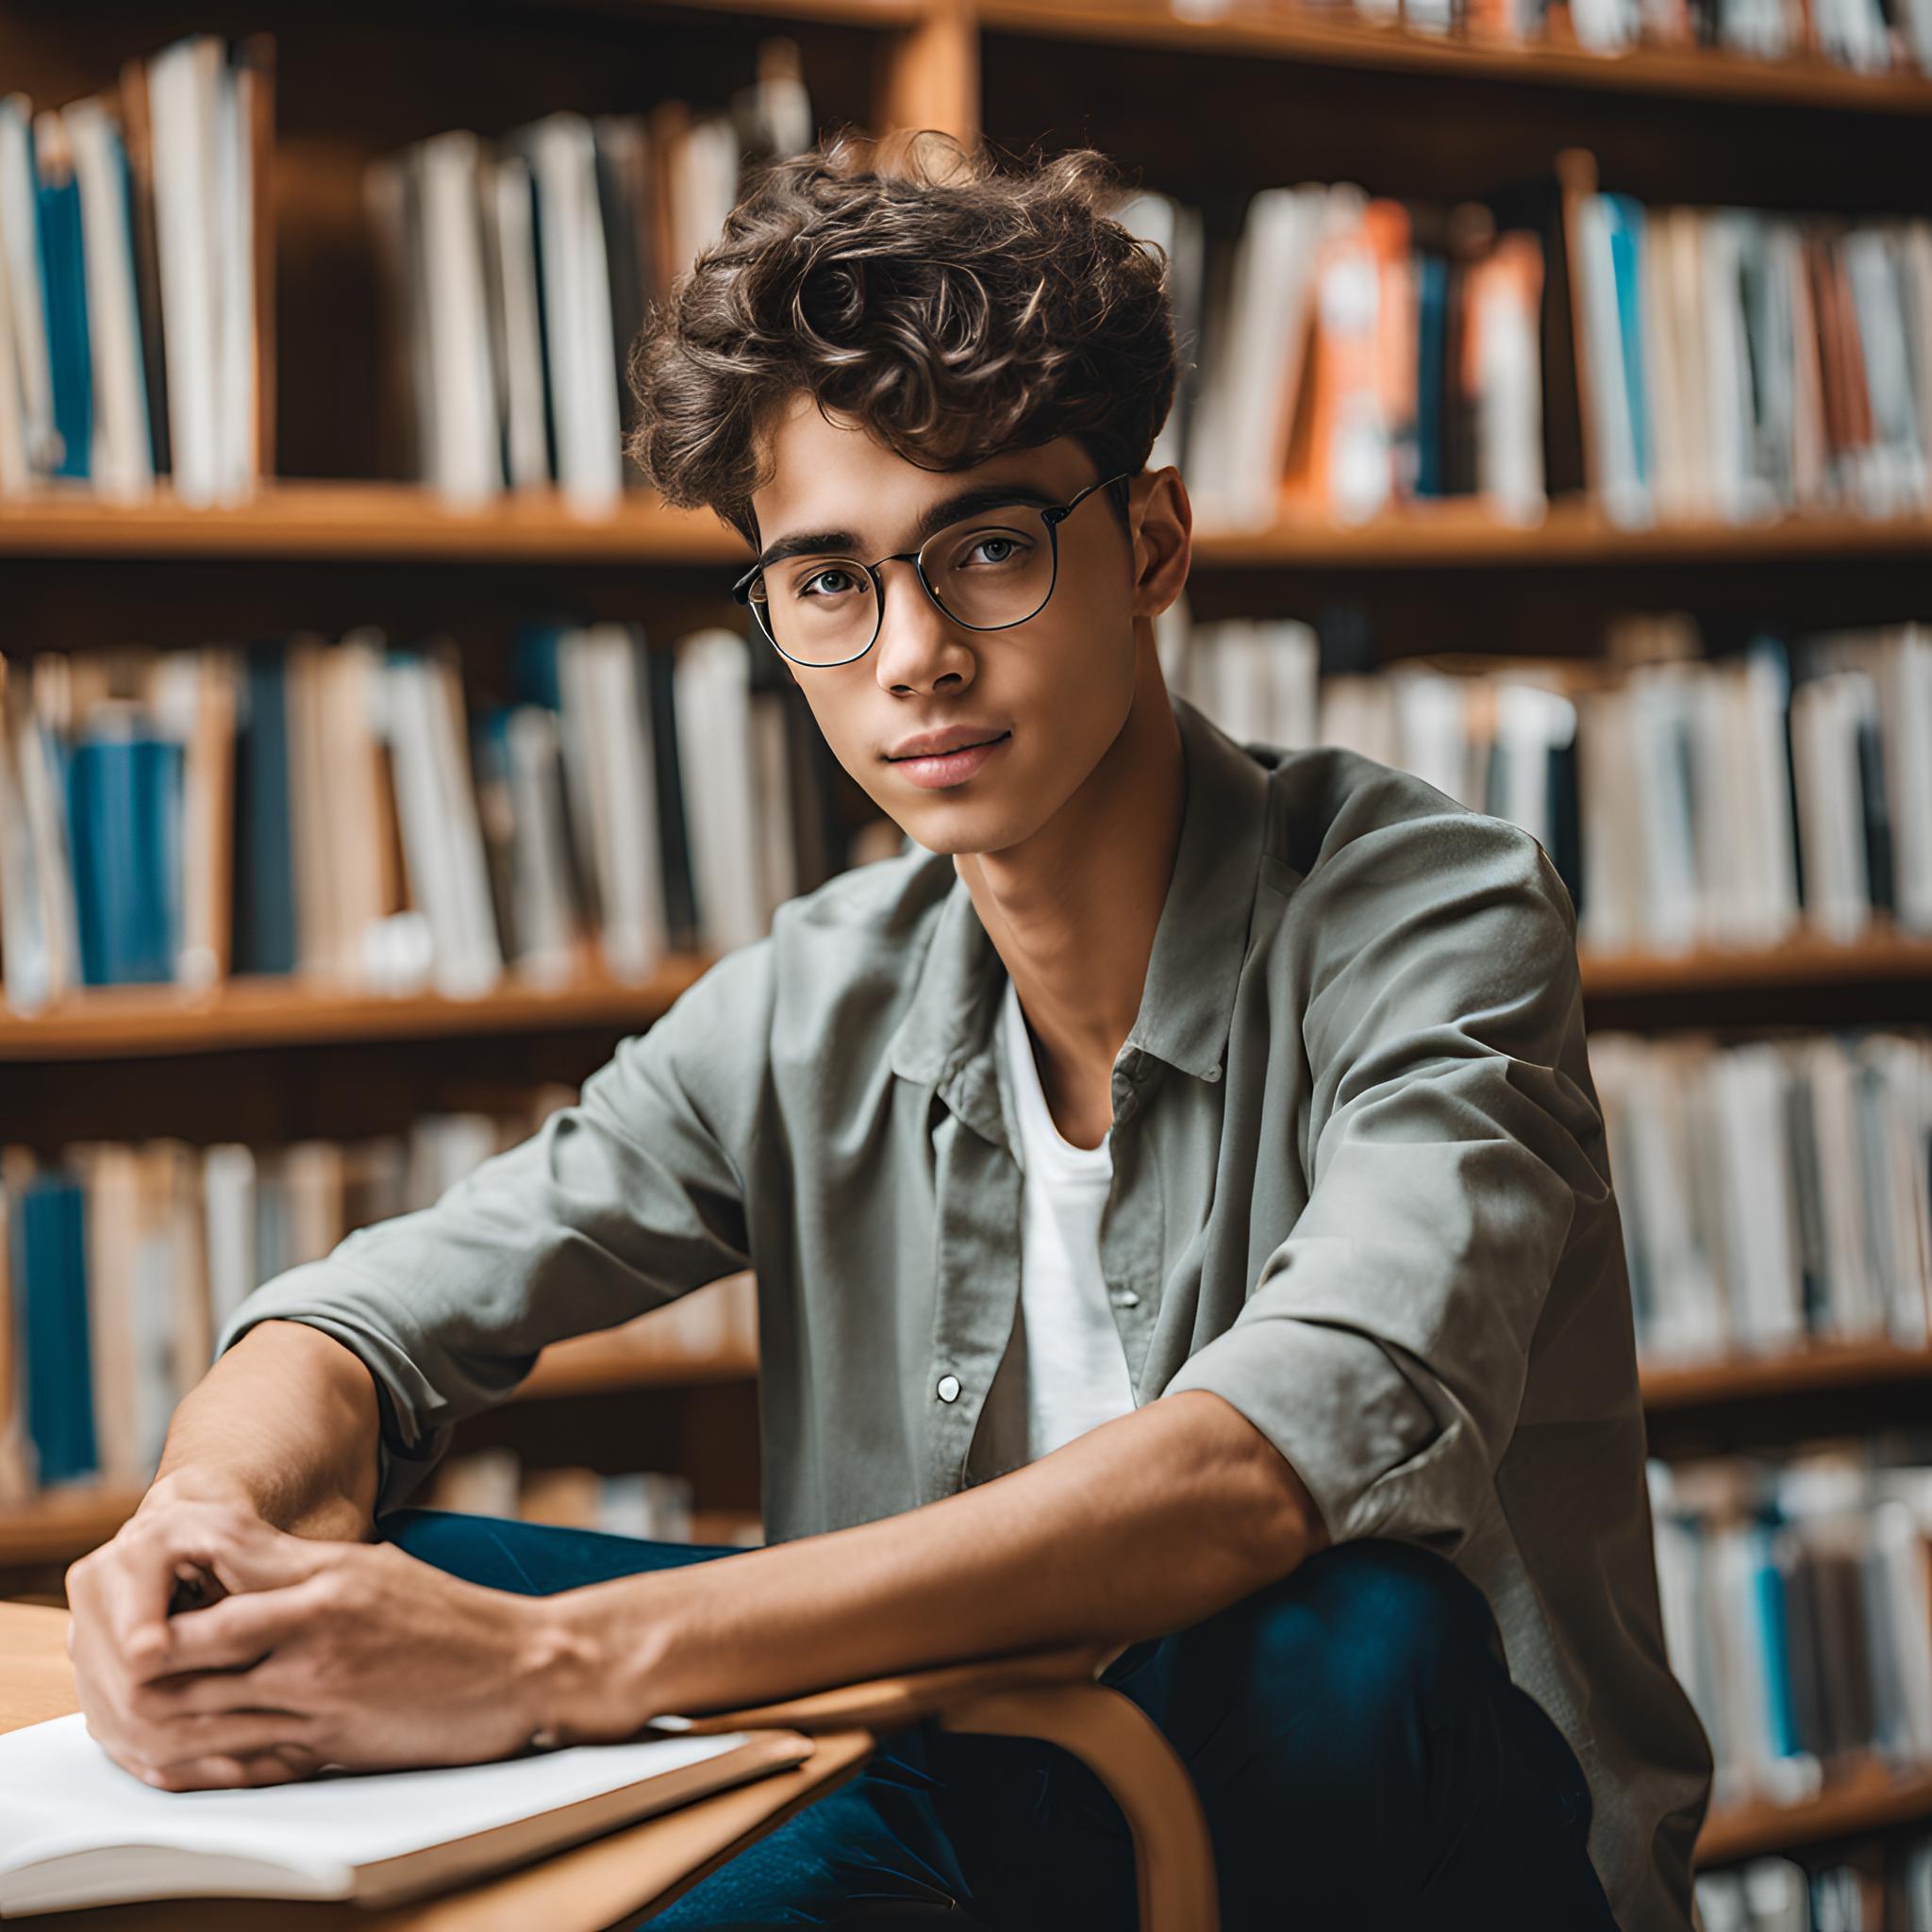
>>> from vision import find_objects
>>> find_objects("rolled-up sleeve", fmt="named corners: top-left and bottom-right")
top-left (212, 937), bottom-right (774, 1517)
top-left (1162, 804), bottom-right (1606, 1557)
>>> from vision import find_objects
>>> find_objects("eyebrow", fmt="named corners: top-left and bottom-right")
top-left (753, 482), bottom-right (1066, 574)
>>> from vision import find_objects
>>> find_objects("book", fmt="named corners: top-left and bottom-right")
top-left (0, 1711), bottom-right (811, 1915)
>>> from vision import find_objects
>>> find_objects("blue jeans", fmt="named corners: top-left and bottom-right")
top-left (375, 1508), bottom-right (1622, 1931)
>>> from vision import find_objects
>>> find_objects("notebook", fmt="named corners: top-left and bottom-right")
top-left (0, 1708), bottom-right (812, 1916)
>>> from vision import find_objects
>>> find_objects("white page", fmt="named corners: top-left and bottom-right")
top-left (2, 1710), bottom-right (752, 1883)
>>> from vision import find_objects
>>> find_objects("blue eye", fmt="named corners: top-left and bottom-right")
top-left (799, 567), bottom-right (863, 600)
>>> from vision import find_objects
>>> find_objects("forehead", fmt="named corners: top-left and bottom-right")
top-left (749, 391), bottom-right (1088, 550)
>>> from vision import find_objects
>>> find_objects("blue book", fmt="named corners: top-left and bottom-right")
top-left (66, 727), bottom-right (184, 986)
top-left (12, 1171), bottom-right (96, 1486)
top-left (1599, 194), bottom-right (1650, 490)
top-left (35, 155), bottom-right (91, 481)
top-left (231, 648), bottom-right (297, 975)
top-left (1414, 253), bottom-right (1448, 499)
top-left (1750, 1524), bottom-right (1799, 1761)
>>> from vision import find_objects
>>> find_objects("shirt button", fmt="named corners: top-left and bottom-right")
top-left (936, 1374), bottom-right (961, 1403)
top-left (1109, 1287), bottom-right (1141, 1308)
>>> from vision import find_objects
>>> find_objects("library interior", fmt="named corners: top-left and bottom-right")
top-left (1, 0), bottom-right (1931, 1924)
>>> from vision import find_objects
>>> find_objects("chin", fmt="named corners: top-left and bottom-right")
top-left (901, 801), bottom-right (1042, 859)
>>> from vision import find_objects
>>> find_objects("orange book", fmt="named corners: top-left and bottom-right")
top-left (1280, 198), bottom-right (1414, 523)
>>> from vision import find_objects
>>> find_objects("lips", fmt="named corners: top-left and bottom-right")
top-left (888, 730), bottom-right (1009, 761)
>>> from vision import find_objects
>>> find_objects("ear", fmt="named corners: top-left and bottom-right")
top-left (1129, 466), bottom-right (1192, 623)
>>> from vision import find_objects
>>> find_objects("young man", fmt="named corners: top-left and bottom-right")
top-left (65, 130), bottom-right (1711, 1929)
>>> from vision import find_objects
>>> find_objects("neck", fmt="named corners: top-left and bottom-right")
top-left (955, 629), bottom-right (1186, 1124)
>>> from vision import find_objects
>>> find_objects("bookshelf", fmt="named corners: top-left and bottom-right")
top-left (0, 932), bottom-right (1924, 1060)
top-left (6, 0), bottom-right (1932, 1900)
top-left (11, 484), bottom-right (1932, 568)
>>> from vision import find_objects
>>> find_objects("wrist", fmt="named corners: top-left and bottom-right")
top-left (513, 1577), bottom-right (688, 1747)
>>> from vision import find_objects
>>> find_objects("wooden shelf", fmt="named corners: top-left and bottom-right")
top-left (1699, 1757), bottom-right (1932, 1867)
top-left (3, 932), bottom-right (1924, 1061)
top-left (0, 482), bottom-right (744, 565)
top-left (1190, 499), bottom-right (1932, 570)
top-left (0, 958), bottom-right (712, 1062)
top-left (1578, 928), bottom-right (1932, 1000)
top-left (977, 0), bottom-right (1932, 113)
top-left (4, 484), bottom-right (1932, 573)
top-left (1641, 1341), bottom-right (1932, 1412)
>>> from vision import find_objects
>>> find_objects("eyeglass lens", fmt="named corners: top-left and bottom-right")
top-left (755, 507), bottom-right (1058, 666)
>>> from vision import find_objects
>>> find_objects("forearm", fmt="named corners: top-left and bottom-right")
top-left (150, 1319), bottom-right (383, 1541)
top-left (542, 1390), bottom-right (1328, 1730)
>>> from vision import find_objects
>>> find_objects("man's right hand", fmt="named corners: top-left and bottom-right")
top-left (63, 1471), bottom-right (313, 1788)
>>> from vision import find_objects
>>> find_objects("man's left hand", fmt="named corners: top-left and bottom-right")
top-left (98, 1527), bottom-right (582, 1791)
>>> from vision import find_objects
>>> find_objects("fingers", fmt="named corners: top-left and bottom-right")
top-left (126, 1709), bottom-right (325, 1777)
top-left (149, 1577), bottom-right (332, 1675)
top-left (132, 1744), bottom-right (322, 1793)
top-left (67, 1492), bottom-right (275, 1687)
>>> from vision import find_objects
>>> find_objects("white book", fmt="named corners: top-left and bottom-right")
top-left (147, 36), bottom-right (224, 506)
top-left (0, 1712), bottom-right (808, 1917)
top-left (1492, 681), bottom-right (1576, 859)
top-left (381, 655), bottom-right (501, 998)
top-left (415, 130), bottom-right (503, 505)
top-left (217, 53), bottom-right (257, 500)
top-left (1801, 1038), bottom-right (1882, 1338)
top-left (1712, 1045), bottom-right (1804, 1349)
top-left (483, 154), bottom-right (550, 491)
top-left (504, 705), bottom-right (581, 980)
top-left (61, 99), bottom-right (155, 502)
top-left (0, 686), bottom-right (51, 1013)
top-left (214, 1141), bottom-right (266, 1348)
top-left (0, 94), bottom-right (56, 476)
top-left (675, 628), bottom-right (765, 955)
top-left (1627, 667), bottom-right (1702, 952)
top-left (1884, 625), bottom-right (1932, 932)
top-left (514, 113), bottom-right (622, 513)
top-left (0, 195), bottom-right (26, 494)
top-left (1790, 671), bottom-right (1874, 942)
top-left (1575, 686), bottom-right (1643, 955)
top-left (1575, 194), bottom-right (1650, 528)
top-left (1190, 184), bottom-right (1335, 532)
top-left (581, 624), bottom-right (666, 982)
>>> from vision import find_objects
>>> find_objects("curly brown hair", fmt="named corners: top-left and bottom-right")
top-left (624, 127), bottom-right (1177, 551)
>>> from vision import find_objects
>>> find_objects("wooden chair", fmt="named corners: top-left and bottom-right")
top-left (0, 1598), bottom-right (1219, 1930)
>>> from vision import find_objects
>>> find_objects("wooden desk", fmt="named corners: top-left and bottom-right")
top-left (0, 1601), bottom-right (874, 1930)
top-left (2, 1599), bottom-right (1217, 1930)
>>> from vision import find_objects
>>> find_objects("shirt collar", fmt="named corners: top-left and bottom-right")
top-left (887, 691), bottom-right (1272, 1129)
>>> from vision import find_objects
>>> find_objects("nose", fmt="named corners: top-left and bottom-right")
top-left (872, 557), bottom-right (974, 694)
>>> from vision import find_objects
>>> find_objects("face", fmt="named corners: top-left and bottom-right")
top-left (743, 391), bottom-right (1191, 858)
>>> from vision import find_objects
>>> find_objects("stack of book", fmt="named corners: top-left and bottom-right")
top-left (368, 43), bottom-right (813, 511)
top-left (0, 1109), bottom-right (760, 1506)
top-left (1650, 1449), bottom-right (1932, 1810)
top-left (1163, 611), bottom-right (1932, 955)
top-left (0, 1095), bottom-right (580, 1502)
top-left (0, 32), bottom-right (269, 505)
top-left (1591, 1026), bottom-right (1932, 1366)
top-left (1118, 182), bottom-right (1546, 530)
top-left (0, 623), bottom-right (848, 1014)
top-left (1561, 156), bottom-right (1932, 528)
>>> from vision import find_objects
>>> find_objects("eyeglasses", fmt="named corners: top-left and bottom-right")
top-left (732, 470), bottom-right (1135, 668)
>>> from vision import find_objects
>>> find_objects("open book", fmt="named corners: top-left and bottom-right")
top-left (0, 1709), bottom-right (812, 1916)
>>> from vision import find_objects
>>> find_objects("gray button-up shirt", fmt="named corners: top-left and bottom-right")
top-left (214, 691), bottom-right (1713, 1930)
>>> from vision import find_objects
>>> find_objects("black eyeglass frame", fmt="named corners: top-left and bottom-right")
top-left (731, 470), bottom-right (1136, 668)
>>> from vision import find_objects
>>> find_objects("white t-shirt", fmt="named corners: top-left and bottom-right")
top-left (998, 974), bottom-right (1138, 1461)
